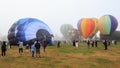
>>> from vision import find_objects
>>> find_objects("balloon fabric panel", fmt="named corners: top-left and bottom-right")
top-left (92, 18), bottom-right (98, 35)
top-left (109, 15), bottom-right (118, 34)
top-left (85, 19), bottom-right (95, 38)
top-left (98, 16), bottom-right (111, 34)
top-left (77, 19), bottom-right (82, 35)
top-left (105, 16), bottom-right (111, 34)
top-left (81, 19), bottom-right (86, 38)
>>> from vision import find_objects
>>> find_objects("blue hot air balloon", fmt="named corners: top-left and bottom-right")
top-left (8, 18), bottom-right (54, 45)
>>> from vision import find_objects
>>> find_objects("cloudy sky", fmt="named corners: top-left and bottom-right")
top-left (0, 0), bottom-right (120, 37)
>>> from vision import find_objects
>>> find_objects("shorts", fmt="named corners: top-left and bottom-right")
top-left (36, 49), bottom-right (40, 54)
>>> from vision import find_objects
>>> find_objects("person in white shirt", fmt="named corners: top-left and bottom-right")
top-left (18, 41), bottom-right (23, 54)
top-left (75, 40), bottom-right (79, 48)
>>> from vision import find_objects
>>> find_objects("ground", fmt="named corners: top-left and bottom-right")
top-left (0, 42), bottom-right (120, 68)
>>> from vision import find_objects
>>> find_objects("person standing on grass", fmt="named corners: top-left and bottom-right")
top-left (72, 40), bottom-right (76, 48)
top-left (95, 40), bottom-right (98, 47)
top-left (1, 41), bottom-right (7, 56)
top-left (57, 41), bottom-right (61, 48)
top-left (42, 40), bottom-right (47, 53)
top-left (31, 43), bottom-right (35, 58)
top-left (35, 40), bottom-right (41, 57)
top-left (103, 40), bottom-right (108, 50)
top-left (75, 40), bottom-right (79, 48)
top-left (91, 40), bottom-right (94, 48)
top-left (18, 40), bottom-right (23, 54)
top-left (87, 40), bottom-right (90, 48)
top-left (25, 43), bottom-right (29, 53)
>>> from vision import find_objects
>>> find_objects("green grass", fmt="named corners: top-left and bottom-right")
top-left (0, 42), bottom-right (120, 68)
top-left (96, 58), bottom-right (112, 64)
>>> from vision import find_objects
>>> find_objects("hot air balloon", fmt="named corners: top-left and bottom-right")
top-left (8, 18), bottom-right (54, 45)
top-left (60, 24), bottom-right (73, 38)
top-left (77, 18), bottom-right (95, 39)
top-left (98, 15), bottom-right (118, 35)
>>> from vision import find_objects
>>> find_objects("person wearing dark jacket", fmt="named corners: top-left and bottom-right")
top-left (91, 40), bottom-right (94, 48)
top-left (87, 40), bottom-right (90, 48)
top-left (73, 40), bottom-right (76, 47)
top-left (57, 41), bottom-right (61, 48)
top-left (35, 40), bottom-right (41, 57)
top-left (95, 40), bottom-right (98, 47)
top-left (1, 41), bottom-right (7, 56)
top-left (103, 40), bottom-right (108, 50)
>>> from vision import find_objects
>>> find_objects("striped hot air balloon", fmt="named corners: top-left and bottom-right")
top-left (77, 18), bottom-right (95, 39)
top-left (98, 15), bottom-right (118, 35)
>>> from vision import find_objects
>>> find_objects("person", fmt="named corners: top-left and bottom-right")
top-left (35, 40), bottom-right (41, 57)
top-left (1, 41), bottom-right (7, 56)
top-left (25, 43), bottom-right (29, 53)
top-left (107, 40), bottom-right (111, 46)
top-left (28, 40), bottom-right (33, 53)
top-left (95, 40), bottom-right (98, 47)
top-left (87, 40), bottom-right (90, 48)
top-left (42, 40), bottom-right (47, 53)
top-left (91, 40), bottom-right (94, 48)
top-left (57, 41), bottom-right (61, 48)
top-left (112, 40), bottom-right (115, 45)
top-left (114, 40), bottom-right (117, 45)
top-left (103, 40), bottom-right (108, 50)
top-left (31, 43), bottom-right (35, 58)
top-left (75, 40), bottom-right (79, 48)
top-left (72, 40), bottom-right (76, 48)
top-left (18, 41), bottom-right (23, 54)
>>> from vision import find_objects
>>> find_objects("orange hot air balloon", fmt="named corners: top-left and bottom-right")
top-left (77, 18), bottom-right (95, 39)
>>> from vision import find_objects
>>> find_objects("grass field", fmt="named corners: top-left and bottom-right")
top-left (0, 42), bottom-right (120, 68)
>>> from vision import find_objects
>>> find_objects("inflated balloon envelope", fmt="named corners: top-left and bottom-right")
top-left (8, 18), bottom-right (54, 45)
top-left (98, 15), bottom-right (118, 35)
top-left (77, 18), bottom-right (95, 39)
top-left (60, 24), bottom-right (73, 38)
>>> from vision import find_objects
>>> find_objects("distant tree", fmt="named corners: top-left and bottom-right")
top-left (100, 31), bottom-right (120, 41)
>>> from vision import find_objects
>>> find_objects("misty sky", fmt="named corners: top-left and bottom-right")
top-left (0, 0), bottom-right (120, 37)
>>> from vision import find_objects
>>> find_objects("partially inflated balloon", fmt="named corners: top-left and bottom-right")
top-left (67, 29), bottom-right (79, 40)
top-left (78, 18), bottom-right (95, 39)
top-left (98, 15), bottom-right (118, 35)
top-left (8, 18), bottom-right (53, 45)
top-left (60, 24), bottom-right (73, 37)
